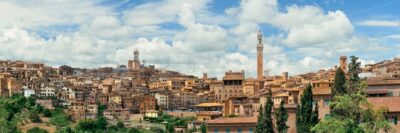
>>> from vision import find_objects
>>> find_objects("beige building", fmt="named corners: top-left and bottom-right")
top-left (214, 71), bottom-right (245, 102)
top-left (207, 117), bottom-right (257, 133)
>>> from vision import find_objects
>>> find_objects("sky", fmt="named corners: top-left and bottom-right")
top-left (0, 0), bottom-right (399, 78)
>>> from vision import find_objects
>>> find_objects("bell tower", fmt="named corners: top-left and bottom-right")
top-left (257, 30), bottom-right (264, 80)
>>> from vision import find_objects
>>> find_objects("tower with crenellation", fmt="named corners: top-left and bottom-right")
top-left (257, 30), bottom-right (264, 80)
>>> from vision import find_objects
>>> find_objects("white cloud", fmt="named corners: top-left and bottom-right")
top-left (0, 0), bottom-right (112, 29)
top-left (358, 20), bottom-right (400, 27)
top-left (0, 0), bottom-right (395, 79)
top-left (386, 34), bottom-right (400, 40)
top-left (123, 0), bottom-right (211, 26)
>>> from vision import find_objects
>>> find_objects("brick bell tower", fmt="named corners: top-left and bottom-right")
top-left (257, 30), bottom-right (264, 80)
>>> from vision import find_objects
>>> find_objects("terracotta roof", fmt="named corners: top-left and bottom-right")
top-left (196, 111), bottom-right (222, 116)
top-left (367, 78), bottom-right (400, 85)
top-left (274, 93), bottom-right (289, 97)
top-left (102, 78), bottom-right (115, 85)
top-left (195, 102), bottom-right (223, 107)
top-left (368, 97), bottom-right (400, 112)
top-left (312, 88), bottom-right (331, 95)
top-left (363, 89), bottom-right (389, 94)
top-left (287, 88), bottom-right (299, 92)
top-left (207, 117), bottom-right (257, 124)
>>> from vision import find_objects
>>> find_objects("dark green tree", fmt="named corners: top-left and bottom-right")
top-left (27, 127), bottom-right (49, 133)
top-left (275, 100), bottom-right (288, 133)
top-left (97, 104), bottom-right (107, 117)
top-left (311, 102), bottom-right (319, 126)
top-left (128, 127), bottom-right (140, 133)
top-left (332, 67), bottom-right (347, 97)
top-left (264, 89), bottom-right (274, 133)
top-left (256, 105), bottom-right (265, 133)
top-left (56, 127), bottom-right (73, 133)
top-left (43, 109), bottom-right (52, 117)
top-left (296, 84), bottom-right (318, 133)
top-left (29, 113), bottom-right (41, 123)
top-left (347, 55), bottom-right (361, 93)
top-left (331, 67), bottom-right (347, 116)
top-left (200, 123), bottom-right (207, 133)
top-left (166, 123), bottom-right (175, 133)
top-left (96, 116), bottom-right (107, 129)
top-left (116, 121), bottom-right (125, 129)
top-left (76, 119), bottom-right (97, 132)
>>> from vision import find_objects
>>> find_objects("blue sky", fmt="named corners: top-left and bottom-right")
top-left (0, 0), bottom-right (399, 78)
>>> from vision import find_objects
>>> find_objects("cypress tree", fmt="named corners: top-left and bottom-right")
top-left (332, 67), bottom-right (347, 97)
top-left (331, 67), bottom-right (347, 116)
top-left (275, 100), bottom-right (289, 133)
top-left (256, 105), bottom-right (265, 133)
top-left (348, 56), bottom-right (361, 93)
top-left (311, 102), bottom-right (319, 126)
top-left (264, 89), bottom-right (274, 133)
top-left (296, 84), bottom-right (317, 133)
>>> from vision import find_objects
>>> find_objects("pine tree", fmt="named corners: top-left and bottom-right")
top-left (347, 56), bottom-right (361, 93)
top-left (275, 100), bottom-right (289, 133)
top-left (332, 67), bottom-right (347, 97)
top-left (256, 105), bottom-right (265, 133)
top-left (296, 84), bottom-right (317, 133)
top-left (264, 89), bottom-right (274, 133)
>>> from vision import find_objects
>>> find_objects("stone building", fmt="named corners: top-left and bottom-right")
top-left (155, 93), bottom-right (169, 109)
top-left (219, 70), bottom-right (245, 102)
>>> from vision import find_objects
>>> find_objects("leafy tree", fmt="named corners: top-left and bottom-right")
top-left (312, 92), bottom-right (391, 133)
top-left (313, 56), bottom-right (391, 133)
top-left (332, 67), bottom-right (347, 97)
top-left (49, 109), bottom-right (71, 127)
top-left (29, 113), bottom-right (41, 123)
top-left (150, 126), bottom-right (165, 133)
top-left (263, 89), bottom-right (274, 133)
top-left (76, 119), bottom-right (97, 132)
top-left (129, 127), bottom-right (140, 133)
top-left (296, 84), bottom-right (318, 133)
top-left (27, 127), bottom-right (49, 133)
top-left (200, 123), bottom-right (207, 133)
top-left (56, 127), bottom-right (73, 133)
top-left (275, 100), bottom-right (289, 133)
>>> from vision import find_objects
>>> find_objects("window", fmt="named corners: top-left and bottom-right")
top-left (389, 91), bottom-right (393, 96)
top-left (249, 128), bottom-right (253, 133)
top-left (214, 128), bottom-right (218, 133)
top-left (323, 99), bottom-right (330, 107)
top-left (387, 115), bottom-right (398, 125)
top-left (226, 128), bottom-right (230, 133)
top-left (238, 128), bottom-right (242, 133)
top-left (325, 114), bottom-right (331, 118)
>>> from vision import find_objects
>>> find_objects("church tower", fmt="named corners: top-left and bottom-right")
top-left (257, 30), bottom-right (264, 80)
